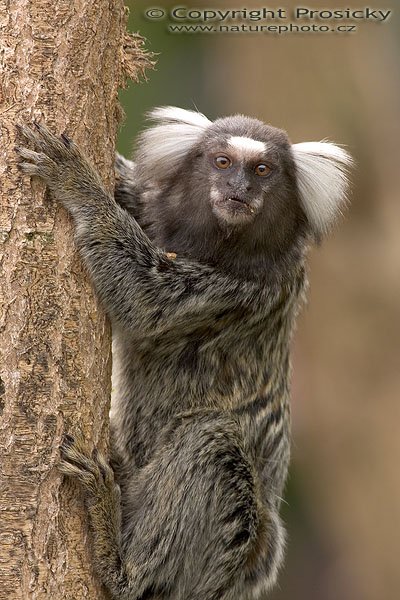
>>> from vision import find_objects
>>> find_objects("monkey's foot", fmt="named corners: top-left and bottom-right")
top-left (59, 435), bottom-right (120, 507)
top-left (60, 436), bottom-right (125, 591)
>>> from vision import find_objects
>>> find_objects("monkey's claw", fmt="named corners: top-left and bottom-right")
top-left (62, 433), bottom-right (75, 447)
top-left (17, 121), bottom-right (75, 155)
top-left (59, 435), bottom-right (118, 504)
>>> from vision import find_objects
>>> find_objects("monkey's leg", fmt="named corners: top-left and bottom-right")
top-left (60, 437), bottom-right (167, 599)
top-left (59, 435), bottom-right (178, 600)
top-left (120, 412), bottom-right (286, 600)
top-left (59, 437), bottom-right (128, 596)
top-left (59, 415), bottom-right (284, 600)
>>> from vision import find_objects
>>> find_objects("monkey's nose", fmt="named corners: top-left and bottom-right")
top-left (227, 180), bottom-right (252, 193)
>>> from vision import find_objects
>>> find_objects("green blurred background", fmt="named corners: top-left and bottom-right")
top-left (119, 2), bottom-right (400, 599)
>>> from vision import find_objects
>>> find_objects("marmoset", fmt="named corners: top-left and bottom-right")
top-left (17, 107), bottom-right (351, 600)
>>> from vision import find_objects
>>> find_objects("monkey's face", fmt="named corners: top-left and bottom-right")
top-left (135, 108), bottom-right (351, 266)
top-left (197, 118), bottom-right (299, 235)
top-left (207, 136), bottom-right (278, 226)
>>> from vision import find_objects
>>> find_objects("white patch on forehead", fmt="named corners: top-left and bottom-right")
top-left (228, 136), bottom-right (266, 158)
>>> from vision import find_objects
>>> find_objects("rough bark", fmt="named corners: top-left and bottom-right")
top-left (0, 1), bottom-right (147, 598)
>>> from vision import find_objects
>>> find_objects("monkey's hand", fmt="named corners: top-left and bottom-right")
top-left (16, 122), bottom-right (107, 217)
top-left (59, 435), bottom-right (126, 593)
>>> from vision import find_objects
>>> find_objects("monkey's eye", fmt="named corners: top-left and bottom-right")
top-left (214, 156), bottom-right (232, 170)
top-left (254, 163), bottom-right (272, 177)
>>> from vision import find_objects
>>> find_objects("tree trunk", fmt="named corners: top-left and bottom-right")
top-left (0, 1), bottom-right (147, 598)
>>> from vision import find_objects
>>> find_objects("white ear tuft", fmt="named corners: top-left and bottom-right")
top-left (135, 106), bottom-right (212, 183)
top-left (148, 106), bottom-right (212, 129)
top-left (292, 141), bottom-right (353, 235)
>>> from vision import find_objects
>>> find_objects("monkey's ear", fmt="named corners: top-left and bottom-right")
top-left (291, 142), bottom-right (353, 236)
top-left (135, 106), bottom-right (212, 184)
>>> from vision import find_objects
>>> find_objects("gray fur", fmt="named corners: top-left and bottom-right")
top-left (16, 111), bottom-right (351, 600)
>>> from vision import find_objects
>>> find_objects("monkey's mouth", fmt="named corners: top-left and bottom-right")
top-left (214, 196), bottom-right (255, 216)
top-left (225, 197), bottom-right (255, 214)
top-left (210, 189), bottom-right (257, 225)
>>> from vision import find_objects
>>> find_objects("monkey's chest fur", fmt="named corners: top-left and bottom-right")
top-left (111, 302), bottom-right (294, 491)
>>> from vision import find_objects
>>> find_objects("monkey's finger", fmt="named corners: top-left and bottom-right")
top-left (61, 132), bottom-right (73, 148)
top-left (58, 459), bottom-right (98, 491)
top-left (16, 124), bottom-right (45, 150)
top-left (16, 123), bottom-right (70, 160)
top-left (62, 433), bottom-right (75, 448)
top-left (60, 440), bottom-right (92, 467)
top-left (16, 147), bottom-right (57, 180)
top-left (60, 432), bottom-right (88, 454)
top-left (33, 121), bottom-right (72, 157)
top-left (92, 448), bottom-right (115, 486)
top-left (58, 459), bottom-right (86, 478)
top-left (15, 147), bottom-right (45, 163)
top-left (17, 161), bottom-right (41, 176)
top-left (60, 442), bottom-right (104, 483)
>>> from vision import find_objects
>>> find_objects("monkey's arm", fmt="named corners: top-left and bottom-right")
top-left (16, 124), bottom-right (246, 335)
top-left (114, 153), bottom-right (144, 220)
